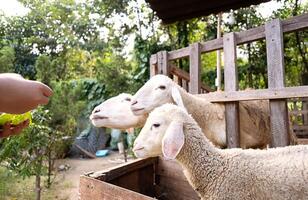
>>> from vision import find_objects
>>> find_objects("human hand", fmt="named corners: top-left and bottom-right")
top-left (0, 73), bottom-right (53, 114)
top-left (0, 120), bottom-right (30, 138)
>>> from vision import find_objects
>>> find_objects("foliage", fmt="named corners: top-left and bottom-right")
top-left (0, 46), bottom-right (15, 73)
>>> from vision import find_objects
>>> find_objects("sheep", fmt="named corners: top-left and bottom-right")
top-left (131, 74), bottom-right (271, 148)
top-left (133, 104), bottom-right (308, 200)
top-left (90, 93), bottom-right (147, 130)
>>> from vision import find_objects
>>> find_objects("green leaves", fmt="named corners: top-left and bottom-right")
top-left (0, 112), bottom-right (32, 126)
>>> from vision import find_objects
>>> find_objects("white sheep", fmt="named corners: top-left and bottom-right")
top-left (133, 104), bottom-right (308, 200)
top-left (90, 93), bottom-right (147, 130)
top-left (131, 74), bottom-right (271, 148)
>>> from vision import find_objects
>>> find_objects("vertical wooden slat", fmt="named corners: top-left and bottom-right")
top-left (189, 43), bottom-right (201, 94)
top-left (182, 79), bottom-right (188, 91)
top-left (265, 19), bottom-right (290, 147)
top-left (150, 54), bottom-right (157, 77)
top-left (157, 51), bottom-right (169, 76)
top-left (223, 32), bottom-right (240, 148)
top-left (178, 77), bottom-right (183, 88)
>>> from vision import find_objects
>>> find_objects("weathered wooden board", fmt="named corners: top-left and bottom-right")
top-left (89, 157), bottom-right (157, 181)
top-left (224, 32), bottom-right (240, 148)
top-left (155, 158), bottom-right (200, 200)
top-left (265, 19), bottom-right (290, 147)
top-left (196, 86), bottom-right (308, 102)
top-left (189, 43), bottom-right (201, 94)
top-left (80, 176), bottom-right (155, 200)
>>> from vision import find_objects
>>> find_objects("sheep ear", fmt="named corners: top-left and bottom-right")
top-left (162, 121), bottom-right (184, 160)
top-left (171, 87), bottom-right (186, 112)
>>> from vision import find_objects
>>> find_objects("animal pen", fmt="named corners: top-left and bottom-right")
top-left (79, 12), bottom-right (308, 200)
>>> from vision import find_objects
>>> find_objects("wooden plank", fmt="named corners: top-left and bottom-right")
top-left (89, 157), bottom-right (157, 181)
top-left (156, 158), bottom-right (186, 181)
top-left (224, 32), bottom-right (240, 148)
top-left (150, 54), bottom-right (157, 65)
top-left (297, 138), bottom-right (308, 145)
top-left (150, 13), bottom-right (308, 63)
top-left (109, 165), bottom-right (155, 197)
top-left (156, 176), bottom-right (200, 200)
top-left (150, 54), bottom-right (157, 77)
top-left (293, 125), bottom-right (308, 131)
top-left (157, 51), bottom-right (168, 75)
top-left (200, 37), bottom-right (223, 53)
top-left (170, 65), bottom-right (213, 92)
top-left (168, 47), bottom-right (190, 60)
top-left (182, 79), bottom-right (188, 91)
top-left (196, 86), bottom-right (308, 102)
top-left (79, 176), bottom-right (155, 200)
top-left (155, 158), bottom-right (200, 200)
top-left (265, 19), bottom-right (290, 147)
top-left (161, 51), bottom-right (169, 76)
top-left (189, 42), bottom-right (201, 94)
top-left (289, 110), bottom-right (308, 115)
top-left (282, 13), bottom-right (308, 33)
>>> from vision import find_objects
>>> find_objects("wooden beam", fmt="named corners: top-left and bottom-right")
top-left (196, 86), bottom-right (308, 102)
top-left (223, 32), bottom-right (240, 148)
top-left (79, 176), bottom-right (155, 200)
top-left (265, 19), bottom-right (290, 147)
top-left (88, 157), bottom-right (157, 181)
top-left (170, 65), bottom-right (213, 92)
top-left (189, 43), bottom-right (201, 94)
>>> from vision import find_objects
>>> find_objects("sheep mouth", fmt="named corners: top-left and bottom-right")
top-left (91, 115), bottom-right (109, 120)
top-left (133, 146), bottom-right (144, 151)
top-left (131, 108), bottom-right (145, 113)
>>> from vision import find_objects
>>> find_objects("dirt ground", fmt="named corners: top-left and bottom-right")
top-left (53, 151), bottom-right (136, 200)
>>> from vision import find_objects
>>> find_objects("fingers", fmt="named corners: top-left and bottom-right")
top-left (0, 120), bottom-right (29, 138)
top-left (40, 83), bottom-right (53, 97)
top-left (39, 95), bottom-right (50, 105)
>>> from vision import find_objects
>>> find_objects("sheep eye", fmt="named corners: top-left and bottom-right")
top-left (124, 97), bottom-right (131, 101)
top-left (153, 123), bottom-right (160, 128)
top-left (158, 85), bottom-right (166, 90)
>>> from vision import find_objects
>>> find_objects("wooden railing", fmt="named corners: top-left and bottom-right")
top-left (149, 13), bottom-right (308, 148)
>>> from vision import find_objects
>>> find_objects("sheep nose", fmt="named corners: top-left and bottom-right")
top-left (93, 109), bottom-right (100, 114)
top-left (131, 100), bottom-right (138, 106)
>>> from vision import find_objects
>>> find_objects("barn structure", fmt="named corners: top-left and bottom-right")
top-left (80, 1), bottom-right (308, 199)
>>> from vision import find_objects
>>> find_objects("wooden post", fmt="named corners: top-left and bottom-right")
top-left (265, 19), bottom-right (290, 147)
top-left (223, 32), bottom-right (240, 148)
top-left (216, 13), bottom-right (222, 91)
top-left (157, 51), bottom-right (169, 76)
top-left (189, 42), bottom-right (201, 94)
top-left (150, 54), bottom-right (157, 77)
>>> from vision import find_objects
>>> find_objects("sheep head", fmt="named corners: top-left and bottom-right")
top-left (133, 104), bottom-right (186, 160)
top-left (131, 75), bottom-right (185, 115)
top-left (90, 93), bottom-right (146, 130)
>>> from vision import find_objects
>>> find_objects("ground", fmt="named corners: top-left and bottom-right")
top-left (54, 151), bottom-right (135, 200)
top-left (0, 151), bottom-right (135, 200)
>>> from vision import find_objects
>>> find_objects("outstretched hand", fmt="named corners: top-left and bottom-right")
top-left (0, 73), bottom-right (53, 114)
top-left (0, 120), bottom-right (30, 138)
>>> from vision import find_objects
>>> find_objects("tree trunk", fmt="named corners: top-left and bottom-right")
top-left (47, 149), bottom-right (52, 188)
top-left (35, 172), bottom-right (41, 200)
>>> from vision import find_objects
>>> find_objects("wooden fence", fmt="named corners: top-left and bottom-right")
top-left (149, 13), bottom-right (308, 148)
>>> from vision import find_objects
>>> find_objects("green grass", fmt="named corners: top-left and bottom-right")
top-left (0, 167), bottom-right (72, 200)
